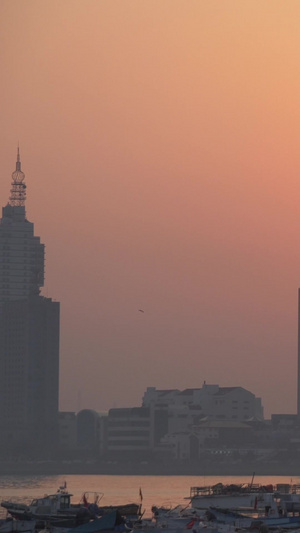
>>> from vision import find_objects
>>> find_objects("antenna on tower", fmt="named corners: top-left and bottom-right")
top-left (77, 390), bottom-right (82, 412)
top-left (16, 143), bottom-right (21, 171)
top-left (9, 146), bottom-right (26, 207)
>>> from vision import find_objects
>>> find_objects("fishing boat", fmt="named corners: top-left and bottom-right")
top-left (1, 485), bottom-right (99, 523)
top-left (43, 511), bottom-right (132, 533)
top-left (206, 505), bottom-right (300, 530)
top-left (189, 482), bottom-right (300, 512)
top-left (133, 517), bottom-right (238, 533)
top-left (1, 484), bottom-right (142, 533)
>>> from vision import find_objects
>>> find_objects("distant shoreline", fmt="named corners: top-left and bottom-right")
top-left (0, 460), bottom-right (298, 476)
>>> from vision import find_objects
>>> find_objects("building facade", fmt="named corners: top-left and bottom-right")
top-left (0, 150), bottom-right (60, 454)
top-left (77, 409), bottom-right (107, 455)
top-left (106, 407), bottom-right (152, 458)
top-left (143, 384), bottom-right (264, 421)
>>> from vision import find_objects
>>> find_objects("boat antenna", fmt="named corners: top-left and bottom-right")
top-left (250, 471), bottom-right (255, 488)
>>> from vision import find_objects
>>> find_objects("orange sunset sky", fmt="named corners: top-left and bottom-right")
top-left (1, 1), bottom-right (300, 418)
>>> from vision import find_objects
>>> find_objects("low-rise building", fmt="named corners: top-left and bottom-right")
top-left (106, 407), bottom-right (152, 458)
top-left (58, 411), bottom-right (77, 451)
top-left (77, 409), bottom-right (107, 455)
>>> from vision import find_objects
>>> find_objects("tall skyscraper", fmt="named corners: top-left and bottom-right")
top-left (297, 289), bottom-right (300, 422)
top-left (0, 150), bottom-right (60, 454)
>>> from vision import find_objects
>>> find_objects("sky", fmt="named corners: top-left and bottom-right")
top-left (1, 1), bottom-right (300, 418)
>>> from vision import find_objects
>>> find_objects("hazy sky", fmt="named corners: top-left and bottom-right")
top-left (1, 1), bottom-right (300, 418)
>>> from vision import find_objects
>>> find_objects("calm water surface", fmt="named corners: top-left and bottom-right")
top-left (0, 475), bottom-right (299, 518)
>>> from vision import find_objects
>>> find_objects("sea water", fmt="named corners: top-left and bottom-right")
top-left (0, 474), bottom-right (298, 518)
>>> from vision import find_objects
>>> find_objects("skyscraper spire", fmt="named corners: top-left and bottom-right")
top-left (9, 146), bottom-right (26, 206)
top-left (16, 144), bottom-right (21, 172)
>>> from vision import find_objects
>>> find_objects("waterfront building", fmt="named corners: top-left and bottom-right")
top-left (58, 412), bottom-right (77, 451)
top-left (77, 409), bottom-right (107, 455)
top-left (143, 383), bottom-right (264, 421)
top-left (106, 407), bottom-right (152, 458)
top-left (0, 150), bottom-right (60, 454)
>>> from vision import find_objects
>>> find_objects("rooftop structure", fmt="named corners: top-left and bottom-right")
top-left (0, 149), bottom-right (44, 302)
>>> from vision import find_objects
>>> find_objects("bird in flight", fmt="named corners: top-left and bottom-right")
top-left (139, 309), bottom-right (144, 313)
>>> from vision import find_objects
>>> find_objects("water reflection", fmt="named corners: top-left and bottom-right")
top-left (0, 475), bottom-right (298, 518)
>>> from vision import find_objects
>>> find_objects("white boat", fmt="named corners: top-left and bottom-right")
top-left (189, 482), bottom-right (300, 511)
top-left (206, 505), bottom-right (300, 530)
top-left (133, 520), bottom-right (239, 533)
top-left (150, 505), bottom-right (204, 529)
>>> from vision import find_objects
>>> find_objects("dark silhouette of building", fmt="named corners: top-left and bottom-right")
top-left (0, 149), bottom-right (59, 455)
top-left (298, 289), bottom-right (300, 419)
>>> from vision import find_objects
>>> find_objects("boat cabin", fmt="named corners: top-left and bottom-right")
top-left (30, 492), bottom-right (72, 515)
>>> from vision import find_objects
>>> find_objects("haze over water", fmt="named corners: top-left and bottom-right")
top-left (0, 475), bottom-right (299, 518)
top-left (2, 1), bottom-right (300, 417)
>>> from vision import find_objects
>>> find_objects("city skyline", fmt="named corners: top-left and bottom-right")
top-left (1, 1), bottom-right (300, 418)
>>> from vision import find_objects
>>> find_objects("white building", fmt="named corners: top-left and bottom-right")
top-left (143, 384), bottom-right (264, 422)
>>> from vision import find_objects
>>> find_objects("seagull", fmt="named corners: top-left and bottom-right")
top-left (139, 309), bottom-right (144, 313)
